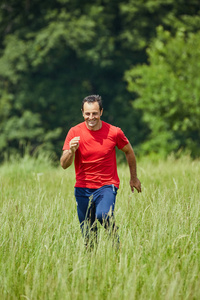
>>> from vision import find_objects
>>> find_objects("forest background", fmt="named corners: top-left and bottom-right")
top-left (0, 0), bottom-right (200, 162)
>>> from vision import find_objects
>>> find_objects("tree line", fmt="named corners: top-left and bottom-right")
top-left (0, 0), bottom-right (200, 161)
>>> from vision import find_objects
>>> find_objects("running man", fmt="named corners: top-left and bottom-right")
top-left (60, 95), bottom-right (141, 247)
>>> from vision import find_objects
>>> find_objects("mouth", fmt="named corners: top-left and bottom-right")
top-left (88, 120), bottom-right (96, 125)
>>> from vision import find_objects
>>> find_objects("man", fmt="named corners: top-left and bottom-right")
top-left (60, 95), bottom-right (141, 247)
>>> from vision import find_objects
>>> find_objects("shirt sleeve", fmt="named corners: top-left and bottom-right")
top-left (116, 127), bottom-right (129, 149)
top-left (62, 128), bottom-right (75, 151)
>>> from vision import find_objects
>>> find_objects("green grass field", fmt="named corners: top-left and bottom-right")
top-left (0, 155), bottom-right (199, 300)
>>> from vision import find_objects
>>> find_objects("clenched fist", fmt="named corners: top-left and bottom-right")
top-left (69, 136), bottom-right (80, 153)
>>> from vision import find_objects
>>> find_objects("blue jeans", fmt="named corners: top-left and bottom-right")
top-left (74, 185), bottom-right (118, 245)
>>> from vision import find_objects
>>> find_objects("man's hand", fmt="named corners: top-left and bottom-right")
top-left (60, 136), bottom-right (80, 169)
top-left (130, 177), bottom-right (142, 193)
top-left (120, 143), bottom-right (142, 194)
top-left (69, 136), bottom-right (80, 153)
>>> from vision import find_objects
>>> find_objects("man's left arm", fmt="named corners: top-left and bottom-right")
top-left (121, 143), bottom-right (142, 193)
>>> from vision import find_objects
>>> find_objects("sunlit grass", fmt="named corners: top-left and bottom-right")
top-left (0, 155), bottom-right (199, 299)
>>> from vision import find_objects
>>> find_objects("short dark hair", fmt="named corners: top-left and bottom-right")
top-left (82, 95), bottom-right (103, 111)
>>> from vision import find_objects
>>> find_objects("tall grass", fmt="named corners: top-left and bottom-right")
top-left (0, 155), bottom-right (199, 299)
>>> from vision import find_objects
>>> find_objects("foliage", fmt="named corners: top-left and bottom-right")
top-left (125, 27), bottom-right (200, 157)
top-left (0, 0), bottom-right (200, 161)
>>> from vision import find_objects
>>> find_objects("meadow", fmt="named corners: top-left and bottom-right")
top-left (0, 155), bottom-right (199, 300)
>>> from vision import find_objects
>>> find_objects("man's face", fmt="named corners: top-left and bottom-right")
top-left (82, 101), bottom-right (103, 131)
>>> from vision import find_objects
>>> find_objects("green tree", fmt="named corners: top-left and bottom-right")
top-left (1, 0), bottom-right (200, 161)
top-left (0, 0), bottom-right (146, 160)
top-left (125, 27), bottom-right (200, 157)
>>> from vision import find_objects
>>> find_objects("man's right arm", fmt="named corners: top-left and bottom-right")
top-left (60, 136), bottom-right (80, 169)
top-left (60, 149), bottom-right (75, 169)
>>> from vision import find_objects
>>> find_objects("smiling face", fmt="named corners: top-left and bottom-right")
top-left (82, 101), bottom-right (103, 131)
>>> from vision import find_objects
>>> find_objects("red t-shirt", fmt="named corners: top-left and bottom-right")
top-left (62, 121), bottom-right (129, 189)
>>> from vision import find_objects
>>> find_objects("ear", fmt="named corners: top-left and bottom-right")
top-left (100, 108), bottom-right (103, 116)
